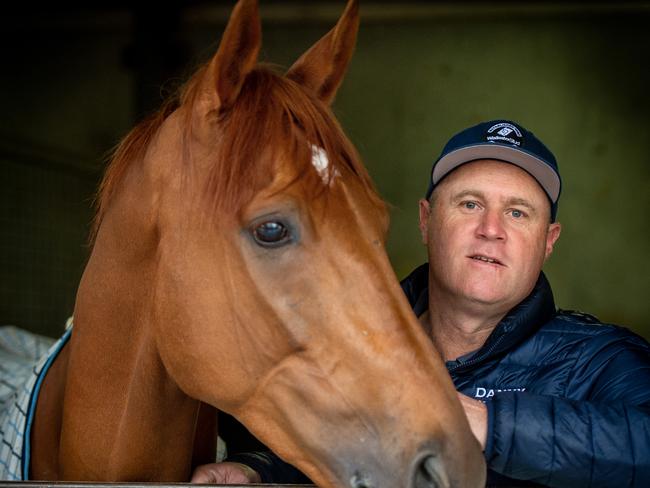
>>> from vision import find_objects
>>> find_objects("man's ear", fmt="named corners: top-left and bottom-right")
top-left (544, 222), bottom-right (562, 260)
top-left (418, 199), bottom-right (431, 244)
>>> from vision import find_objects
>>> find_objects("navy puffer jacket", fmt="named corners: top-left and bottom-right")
top-left (404, 264), bottom-right (650, 487)
top-left (226, 264), bottom-right (650, 487)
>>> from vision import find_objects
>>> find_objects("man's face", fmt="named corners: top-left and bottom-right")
top-left (419, 159), bottom-right (561, 315)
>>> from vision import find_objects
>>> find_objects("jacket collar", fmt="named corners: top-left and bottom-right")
top-left (400, 263), bottom-right (556, 371)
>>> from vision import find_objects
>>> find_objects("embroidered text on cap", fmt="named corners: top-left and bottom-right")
top-left (486, 122), bottom-right (523, 146)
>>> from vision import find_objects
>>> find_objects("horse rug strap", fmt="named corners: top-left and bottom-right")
top-left (0, 324), bottom-right (71, 480)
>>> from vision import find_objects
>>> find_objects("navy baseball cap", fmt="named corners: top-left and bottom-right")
top-left (425, 120), bottom-right (562, 221)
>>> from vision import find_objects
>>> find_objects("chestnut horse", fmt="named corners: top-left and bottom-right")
top-left (24, 1), bottom-right (485, 487)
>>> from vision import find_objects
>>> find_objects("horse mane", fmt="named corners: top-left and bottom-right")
top-left (91, 63), bottom-right (385, 242)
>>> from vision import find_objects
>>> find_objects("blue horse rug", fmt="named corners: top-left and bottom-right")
top-left (0, 324), bottom-right (71, 480)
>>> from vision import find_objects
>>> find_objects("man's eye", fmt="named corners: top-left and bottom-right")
top-left (463, 201), bottom-right (477, 210)
top-left (511, 209), bottom-right (525, 219)
top-left (252, 221), bottom-right (291, 247)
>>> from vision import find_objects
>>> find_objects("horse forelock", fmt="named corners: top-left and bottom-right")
top-left (192, 64), bottom-right (386, 220)
top-left (91, 63), bottom-right (386, 243)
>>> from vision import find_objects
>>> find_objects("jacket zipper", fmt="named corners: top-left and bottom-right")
top-left (447, 335), bottom-right (506, 373)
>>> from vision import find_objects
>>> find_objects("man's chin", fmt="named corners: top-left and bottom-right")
top-left (461, 286), bottom-right (514, 310)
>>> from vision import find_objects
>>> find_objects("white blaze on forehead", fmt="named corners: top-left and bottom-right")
top-left (311, 145), bottom-right (329, 178)
top-left (310, 144), bottom-right (340, 184)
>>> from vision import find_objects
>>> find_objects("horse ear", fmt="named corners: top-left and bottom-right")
top-left (286, 0), bottom-right (359, 105)
top-left (203, 0), bottom-right (261, 113)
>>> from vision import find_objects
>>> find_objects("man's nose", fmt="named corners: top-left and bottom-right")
top-left (475, 209), bottom-right (506, 241)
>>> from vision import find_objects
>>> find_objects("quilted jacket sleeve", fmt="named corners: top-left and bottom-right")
top-left (485, 329), bottom-right (650, 487)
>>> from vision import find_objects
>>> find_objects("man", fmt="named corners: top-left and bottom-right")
top-left (192, 120), bottom-right (650, 486)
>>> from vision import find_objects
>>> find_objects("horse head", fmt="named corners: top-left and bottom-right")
top-left (61, 1), bottom-right (486, 486)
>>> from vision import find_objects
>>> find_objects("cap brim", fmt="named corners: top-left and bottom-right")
top-left (432, 144), bottom-right (561, 202)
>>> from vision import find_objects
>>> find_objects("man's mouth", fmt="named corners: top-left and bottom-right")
top-left (469, 255), bottom-right (504, 266)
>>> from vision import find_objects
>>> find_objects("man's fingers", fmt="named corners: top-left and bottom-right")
top-left (457, 392), bottom-right (488, 449)
top-left (191, 462), bottom-right (261, 484)
top-left (191, 464), bottom-right (221, 484)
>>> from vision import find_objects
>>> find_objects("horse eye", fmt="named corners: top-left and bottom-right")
top-left (252, 221), bottom-right (291, 247)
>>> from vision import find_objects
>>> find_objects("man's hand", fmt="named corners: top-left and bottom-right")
top-left (191, 462), bottom-right (261, 484)
top-left (457, 392), bottom-right (488, 449)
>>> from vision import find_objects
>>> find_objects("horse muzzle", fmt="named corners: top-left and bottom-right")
top-left (348, 452), bottom-right (450, 488)
top-left (332, 440), bottom-right (484, 488)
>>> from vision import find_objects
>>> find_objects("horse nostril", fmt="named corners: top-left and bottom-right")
top-left (413, 454), bottom-right (448, 488)
top-left (350, 471), bottom-right (375, 488)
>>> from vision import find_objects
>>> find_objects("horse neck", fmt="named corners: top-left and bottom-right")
top-left (55, 167), bottom-right (202, 481)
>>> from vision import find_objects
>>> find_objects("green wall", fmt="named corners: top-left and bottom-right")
top-left (2, 3), bottom-right (648, 339)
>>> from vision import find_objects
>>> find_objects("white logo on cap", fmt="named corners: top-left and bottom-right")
top-left (486, 122), bottom-right (522, 146)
